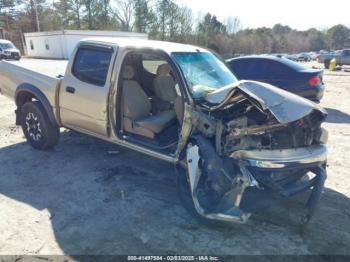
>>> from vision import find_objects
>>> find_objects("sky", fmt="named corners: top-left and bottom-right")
top-left (175, 0), bottom-right (350, 31)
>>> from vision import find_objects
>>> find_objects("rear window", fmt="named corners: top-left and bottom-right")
top-left (280, 57), bottom-right (306, 71)
top-left (72, 47), bottom-right (112, 86)
top-left (264, 59), bottom-right (294, 75)
top-left (231, 57), bottom-right (303, 77)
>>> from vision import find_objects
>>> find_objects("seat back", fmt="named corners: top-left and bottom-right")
top-left (122, 65), bottom-right (151, 120)
top-left (153, 64), bottom-right (177, 103)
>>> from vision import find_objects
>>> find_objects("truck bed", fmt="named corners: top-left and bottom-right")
top-left (0, 59), bottom-right (67, 106)
top-left (8, 58), bottom-right (68, 77)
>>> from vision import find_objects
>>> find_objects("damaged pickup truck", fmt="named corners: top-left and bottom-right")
top-left (0, 38), bottom-right (328, 225)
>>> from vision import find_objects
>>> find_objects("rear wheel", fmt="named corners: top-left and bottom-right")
top-left (20, 101), bottom-right (60, 150)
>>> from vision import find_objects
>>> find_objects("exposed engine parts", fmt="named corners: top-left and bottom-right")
top-left (192, 98), bottom-right (326, 156)
top-left (180, 81), bottom-right (328, 225)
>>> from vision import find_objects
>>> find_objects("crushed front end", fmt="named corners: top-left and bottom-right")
top-left (181, 80), bottom-right (328, 225)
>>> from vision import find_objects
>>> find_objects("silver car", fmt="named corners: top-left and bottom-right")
top-left (0, 39), bottom-right (21, 60)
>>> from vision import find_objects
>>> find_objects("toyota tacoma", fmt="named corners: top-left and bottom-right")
top-left (0, 38), bottom-right (328, 225)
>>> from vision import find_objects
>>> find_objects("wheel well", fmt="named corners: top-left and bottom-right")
top-left (15, 84), bottom-right (59, 127)
top-left (15, 91), bottom-right (40, 125)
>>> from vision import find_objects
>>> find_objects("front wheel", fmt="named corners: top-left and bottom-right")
top-left (176, 166), bottom-right (215, 225)
top-left (20, 101), bottom-right (60, 150)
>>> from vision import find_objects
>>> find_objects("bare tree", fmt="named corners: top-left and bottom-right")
top-left (224, 16), bottom-right (241, 34)
top-left (69, 0), bottom-right (82, 29)
top-left (82, 0), bottom-right (94, 29)
top-left (112, 0), bottom-right (133, 31)
top-left (31, 0), bottom-right (40, 31)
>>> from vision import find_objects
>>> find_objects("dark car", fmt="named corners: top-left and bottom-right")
top-left (226, 55), bottom-right (325, 102)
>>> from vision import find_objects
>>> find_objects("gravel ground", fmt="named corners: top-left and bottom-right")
top-left (0, 59), bottom-right (350, 256)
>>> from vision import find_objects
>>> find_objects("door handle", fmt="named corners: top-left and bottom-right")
top-left (66, 86), bottom-right (75, 94)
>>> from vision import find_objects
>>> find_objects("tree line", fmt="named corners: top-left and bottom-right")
top-left (1, 0), bottom-right (350, 57)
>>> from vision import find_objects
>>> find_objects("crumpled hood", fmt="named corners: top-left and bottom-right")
top-left (205, 80), bottom-right (327, 124)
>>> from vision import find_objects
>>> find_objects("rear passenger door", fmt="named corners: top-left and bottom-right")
top-left (59, 44), bottom-right (115, 136)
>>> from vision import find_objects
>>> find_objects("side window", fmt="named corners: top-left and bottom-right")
top-left (45, 39), bottom-right (49, 50)
top-left (343, 50), bottom-right (350, 56)
top-left (138, 52), bottom-right (179, 97)
top-left (142, 54), bottom-right (167, 75)
top-left (72, 47), bottom-right (112, 86)
top-left (227, 60), bottom-right (241, 77)
top-left (30, 40), bottom-right (34, 50)
top-left (235, 59), bottom-right (262, 79)
top-left (245, 59), bottom-right (261, 77)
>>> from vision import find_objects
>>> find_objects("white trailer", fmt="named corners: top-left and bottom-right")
top-left (24, 30), bottom-right (148, 59)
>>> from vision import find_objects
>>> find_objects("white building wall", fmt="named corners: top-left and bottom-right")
top-left (25, 32), bottom-right (65, 58)
top-left (24, 30), bottom-right (148, 59)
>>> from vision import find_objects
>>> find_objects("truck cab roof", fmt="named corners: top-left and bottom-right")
top-left (79, 37), bottom-right (208, 54)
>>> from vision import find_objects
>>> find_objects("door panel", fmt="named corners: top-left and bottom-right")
top-left (59, 45), bottom-right (114, 136)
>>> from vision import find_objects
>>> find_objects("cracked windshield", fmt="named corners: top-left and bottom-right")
top-left (172, 52), bottom-right (238, 98)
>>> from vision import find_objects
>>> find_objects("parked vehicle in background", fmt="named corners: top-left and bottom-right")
top-left (0, 38), bottom-right (328, 226)
top-left (308, 52), bottom-right (318, 61)
top-left (318, 49), bottom-right (350, 69)
top-left (227, 55), bottom-right (325, 102)
top-left (296, 53), bottom-right (311, 62)
top-left (285, 54), bottom-right (298, 61)
top-left (0, 39), bottom-right (21, 60)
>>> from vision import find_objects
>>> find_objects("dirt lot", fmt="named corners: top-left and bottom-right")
top-left (0, 59), bottom-right (350, 256)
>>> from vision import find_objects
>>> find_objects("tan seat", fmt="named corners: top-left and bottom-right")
top-left (122, 65), bottom-right (176, 139)
top-left (153, 64), bottom-right (177, 103)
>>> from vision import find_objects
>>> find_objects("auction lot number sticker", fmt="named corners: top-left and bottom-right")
top-left (128, 256), bottom-right (219, 261)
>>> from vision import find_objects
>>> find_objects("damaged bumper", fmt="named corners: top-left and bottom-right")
top-left (233, 145), bottom-right (327, 224)
top-left (232, 145), bottom-right (327, 169)
top-left (186, 143), bottom-right (327, 224)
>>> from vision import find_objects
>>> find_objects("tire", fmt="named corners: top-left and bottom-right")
top-left (20, 101), bottom-right (59, 150)
top-left (176, 166), bottom-right (197, 216)
top-left (324, 60), bottom-right (330, 69)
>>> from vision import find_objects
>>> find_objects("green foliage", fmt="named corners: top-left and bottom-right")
top-left (272, 24), bottom-right (291, 35)
top-left (133, 0), bottom-right (153, 33)
top-left (1, 0), bottom-right (350, 57)
top-left (326, 24), bottom-right (350, 49)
